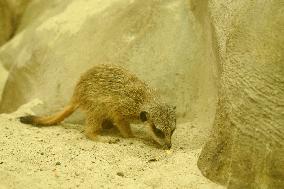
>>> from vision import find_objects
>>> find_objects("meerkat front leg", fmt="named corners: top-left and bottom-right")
top-left (84, 113), bottom-right (102, 141)
top-left (113, 117), bottom-right (133, 138)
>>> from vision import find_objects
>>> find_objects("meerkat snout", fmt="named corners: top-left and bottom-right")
top-left (141, 104), bottom-right (176, 149)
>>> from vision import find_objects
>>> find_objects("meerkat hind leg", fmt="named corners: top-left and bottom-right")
top-left (84, 114), bottom-right (102, 141)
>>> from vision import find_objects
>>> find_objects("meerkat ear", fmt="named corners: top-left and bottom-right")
top-left (140, 111), bottom-right (148, 122)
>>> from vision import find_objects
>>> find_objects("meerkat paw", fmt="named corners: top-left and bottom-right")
top-left (84, 130), bottom-right (100, 141)
top-left (121, 132), bottom-right (134, 138)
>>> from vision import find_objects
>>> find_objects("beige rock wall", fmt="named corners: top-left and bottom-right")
top-left (0, 62), bottom-right (8, 101)
top-left (0, 0), bottom-right (14, 46)
top-left (198, 0), bottom-right (284, 188)
top-left (0, 0), bottom-right (31, 47)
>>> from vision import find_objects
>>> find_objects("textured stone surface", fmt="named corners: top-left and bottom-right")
top-left (198, 0), bottom-right (284, 188)
top-left (0, 0), bottom-right (30, 47)
top-left (0, 63), bottom-right (8, 101)
top-left (0, 0), bottom-right (14, 46)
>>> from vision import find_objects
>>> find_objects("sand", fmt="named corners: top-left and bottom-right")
top-left (0, 98), bottom-right (224, 189)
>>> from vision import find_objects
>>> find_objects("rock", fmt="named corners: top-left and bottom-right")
top-left (196, 0), bottom-right (284, 188)
top-left (116, 172), bottom-right (124, 177)
top-left (147, 158), bottom-right (157, 163)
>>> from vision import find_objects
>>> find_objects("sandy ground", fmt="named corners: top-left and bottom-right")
top-left (0, 98), bottom-right (224, 189)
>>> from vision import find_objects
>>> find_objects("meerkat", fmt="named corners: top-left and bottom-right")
top-left (19, 64), bottom-right (176, 149)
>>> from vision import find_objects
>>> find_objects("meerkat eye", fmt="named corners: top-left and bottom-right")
top-left (153, 126), bottom-right (165, 139)
top-left (140, 111), bottom-right (148, 122)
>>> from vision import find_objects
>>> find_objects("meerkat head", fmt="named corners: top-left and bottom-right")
top-left (140, 103), bottom-right (176, 149)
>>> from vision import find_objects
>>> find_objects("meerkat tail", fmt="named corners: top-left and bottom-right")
top-left (19, 102), bottom-right (79, 126)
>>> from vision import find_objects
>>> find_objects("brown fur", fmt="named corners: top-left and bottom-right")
top-left (19, 64), bottom-right (176, 149)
